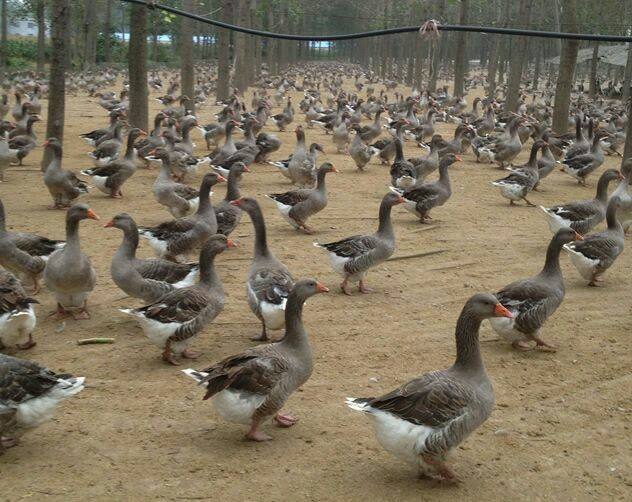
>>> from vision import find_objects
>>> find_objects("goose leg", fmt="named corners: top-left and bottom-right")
top-left (71, 301), bottom-right (91, 320)
top-left (274, 412), bottom-right (298, 427)
top-left (511, 340), bottom-right (533, 351)
top-left (421, 455), bottom-right (461, 483)
top-left (522, 197), bottom-right (536, 207)
top-left (181, 349), bottom-right (199, 359)
top-left (251, 321), bottom-right (269, 342)
top-left (49, 303), bottom-right (70, 320)
top-left (588, 273), bottom-right (604, 287)
top-left (162, 340), bottom-right (179, 365)
top-left (358, 280), bottom-right (373, 294)
top-left (246, 419), bottom-right (272, 442)
top-left (340, 277), bottom-right (353, 296)
top-left (29, 277), bottom-right (40, 295)
top-left (16, 333), bottom-right (36, 350)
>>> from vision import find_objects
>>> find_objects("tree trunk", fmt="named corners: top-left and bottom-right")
top-left (41, 0), bottom-right (69, 171)
top-left (233, 0), bottom-right (249, 93)
top-left (36, 0), bottom-right (46, 73)
top-left (83, 0), bottom-right (98, 70)
top-left (181, 0), bottom-right (195, 115)
top-left (0, 0), bottom-right (7, 82)
top-left (588, 43), bottom-right (599, 98)
top-left (532, 42), bottom-right (542, 91)
top-left (216, 0), bottom-right (232, 101)
top-left (552, 0), bottom-right (579, 134)
top-left (103, 0), bottom-right (111, 62)
top-left (128, 4), bottom-right (148, 131)
top-left (504, 0), bottom-right (532, 112)
top-left (452, 0), bottom-right (468, 97)
top-left (622, 43), bottom-right (632, 102)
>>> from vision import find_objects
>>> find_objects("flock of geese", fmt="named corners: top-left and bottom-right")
top-left (0, 61), bottom-right (630, 483)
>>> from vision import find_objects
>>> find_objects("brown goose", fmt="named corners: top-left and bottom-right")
top-left (182, 279), bottom-right (329, 441)
top-left (44, 204), bottom-right (100, 320)
top-left (230, 197), bottom-right (295, 342)
top-left (214, 162), bottom-right (249, 237)
top-left (408, 134), bottom-right (443, 182)
top-left (477, 117), bottom-right (525, 168)
top-left (390, 138), bottom-right (417, 188)
top-left (314, 192), bottom-right (403, 295)
top-left (0, 270), bottom-right (38, 351)
top-left (491, 141), bottom-right (543, 206)
top-left (539, 169), bottom-right (623, 235)
top-left (267, 162), bottom-right (337, 234)
top-left (392, 154), bottom-right (460, 223)
top-left (43, 138), bottom-right (89, 209)
top-left (347, 293), bottom-right (512, 482)
top-left (560, 131), bottom-right (606, 185)
top-left (8, 115), bottom-right (40, 165)
top-left (349, 128), bottom-right (378, 171)
top-left (139, 172), bottom-right (224, 262)
top-left (81, 128), bottom-right (146, 198)
top-left (152, 147), bottom-right (200, 218)
top-left (563, 197), bottom-right (625, 286)
top-left (0, 353), bottom-right (84, 454)
top-left (0, 199), bottom-right (63, 293)
top-left (120, 235), bottom-right (232, 365)
top-left (489, 228), bottom-right (580, 351)
top-left (106, 213), bottom-right (199, 303)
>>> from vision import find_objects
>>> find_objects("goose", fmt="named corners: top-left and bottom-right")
top-left (539, 169), bottom-right (623, 235)
top-left (87, 121), bottom-right (124, 167)
top-left (214, 162), bottom-right (249, 237)
top-left (288, 131), bottom-right (324, 188)
top-left (8, 115), bottom-right (40, 165)
top-left (81, 128), bottom-right (145, 198)
top-left (44, 204), bottom-right (99, 320)
top-left (390, 138), bottom-right (416, 188)
top-left (267, 162), bottom-right (337, 234)
top-left (182, 279), bottom-right (329, 441)
top-left (105, 213), bottom-right (199, 303)
top-left (491, 141), bottom-right (543, 206)
top-left (476, 117), bottom-right (525, 168)
top-left (0, 128), bottom-right (20, 181)
top-left (139, 172), bottom-right (224, 262)
top-left (79, 109), bottom-right (125, 147)
top-left (254, 132), bottom-right (281, 163)
top-left (0, 353), bottom-right (84, 454)
top-left (315, 192), bottom-right (403, 295)
top-left (42, 138), bottom-right (89, 209)
top-left (610, 158), bottom-right (632, 233)
top-left (408, 134), bottom-right (444, 182)
top-left (489, 228), bottom-right (579, 351)
top-left (151, 147), bottom-right (201, 218)
top-left (230, 197), bottom-right (295, 342)
top-left (559, 131), bottom-right (606, 186)
top-left (0, 270), bottom-right (38, 351)
top-left (120, 235), bottom-right (232, 365)
top-left (0, 199), bottom-right (63, 293)
top-left (563, 197), bottom-right (624, 286)
top-left (349, 128), bottom-right (378, 171)
top-left (346, 293), bottom-right (512, 482)
top-left (392, 154), bottom-right (460, 222)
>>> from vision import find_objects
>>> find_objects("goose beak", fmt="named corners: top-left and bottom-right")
top-left (494, 303), bottom-right (513, 318)
top-left (86, 209), bottom-right (100, 221)
top-left (574, 231), bottom-right (584, 241)
top-left (396, 195), bottom-right (405, 204)
top-left (315, 281), bottom-right (330, 293)
top-left (216, 174), bottom-right (227, 182)
top-left (104, 220), bottom-right (114, 228)
top-left (242, 165), bottom-right (251, 172)
top-left (455, 155), bottom-right (463, 162)
top-left (617, 172), bottom-right (625, 181)
top-left (226, 238), bottom-right (237, 248)
top-left (331, 165), bottom-right (339, 173)
top-left (229, 198), bottom-right (242, 207)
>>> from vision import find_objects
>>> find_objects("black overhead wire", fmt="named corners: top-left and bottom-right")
top-left (120, 0), bottom-right (632, 44)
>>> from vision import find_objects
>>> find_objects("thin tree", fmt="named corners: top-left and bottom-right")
top-left (0, 0), bottom-right (7, 82)
top-left (216, 0), bottom-right (232, 101)
top-left (128, 3), bottom-right (148, 131)
top-left (103, 0), bottom-right (112, 63)
top-left (181, 0), bottom-right (195, 115)
top-left (504, 0), bottom-right (532, 112)
top-left (552, 0), bottom-right (579, 133)
top-left (36, 0), bottom-right (46, 73)
top-left (452, 0), bottom-right (468, 97)
top-left (41, 0), bottom-right (69, 170)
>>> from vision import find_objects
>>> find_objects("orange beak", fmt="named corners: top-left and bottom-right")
top-left (574, 231), bottom-right (584, 241)
top-left (229, 198), bottom-right (242, 207)
top-left (396, 195), bottom-right (405, 204)
top-left (139, 130), bottom-right (148, 136)
top-left (331, 165), bottom-right (339, 173)
top-left (86, 209), bottom-right (100, 221)
top-left (617, 172), bottom-right (625, 181)
top-left (104, 219), bottom-right (114, 228)
top-left (216, 174), bottom-right (227, 183)
top-left (43, 140), bottom-right (49, 147)
top-left (315, 281), bottom-right (330, 293)
top-left (455, 155), bottom-right (463, 162)
top-left (242, 165), bottom-right (251, 173)
top-left (494, 303), bottom-right (513, 318)
top-left (226, 238), bottom-right (237, 248)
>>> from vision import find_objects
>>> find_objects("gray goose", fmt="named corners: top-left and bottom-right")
top-left (289, 141), bottom-right (324, 188)
top-left (267, 162), bottom-right (337, 234)
top-left (489, 228), bottom-right (580, 351)
top-left (152, 147), bottom-right (200, 218)
top-left (43, 138), bottom-right (89, 209)
top-left (477, 117), bottom-right (525, 168)
top-left (182, 279), bottom-right (329, 441)
top-left (315, 192), bottom-right (403, 295)
top-left (390, 138), bottom-right (417, 188)
top-left (0, 353), bottom-right (84, 454)
top-left (563, 197), bottom-right (625, 286)
top-left (139, 172), bottom-right (224, 262)
top-left (408, 134), bottom-right (443, 182)
top-left (560, 131), bottom-right (606, 185)
top-left (491, 141), bottom-right (543, 206)
top-left (44, 204), bottom-right (99, 320)
top-left (0, 270), bottom-right (38, 351)
top-left (87, 121), bottom-right (124, 166)
top-left (611, 158), bottom-right (632, 233)
top-left (0, 199), bottom-right (63, 293)
top-left (8, 115), bottom-right (40, 166)
top-left (346, 293), bottom-right (513, 482)
top-left (349, 128), bottom-right (378, 171)
top-left (120, 234), bottom-right (232, 365)
top-left (214, 162), bottom-right (249, 237)
top-left (392, 154), bottom-right (460, 223)
top-left (81, 128), bottom-right (146, 198)
top-left (539, 169), bottom-right (623, 235)
top-left (106, 213), bottom-right (199, 303)
top-left (230, 197), bottom-right (295, 342)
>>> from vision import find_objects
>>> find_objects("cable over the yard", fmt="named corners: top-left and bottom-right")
top-left (119, 0), bottom-right (632, 43)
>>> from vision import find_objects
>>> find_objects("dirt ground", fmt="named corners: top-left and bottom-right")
top-left (1, 76), bottom-right (631, 502)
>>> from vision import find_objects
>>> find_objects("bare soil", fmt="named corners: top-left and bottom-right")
top-left (1, 80), bottom-right (631, 502)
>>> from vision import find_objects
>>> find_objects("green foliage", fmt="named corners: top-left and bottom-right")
top-left (5, 38), bottom-right (49, 68)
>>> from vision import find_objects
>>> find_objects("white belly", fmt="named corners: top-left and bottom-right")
top-left (540, 207), bottom-right (571, 234)
top-left (16, 377), bottom-right (85, 428)
top-left (403, 199), bottom-right (420, 216)
top-left (564, 244), bottom-right (599, 280)
top-left (0, 307), bottom-right (36, 346)
top-left (172, 268), bottom-right (199, 289)
top-left (55, 291), bottom-right (90, 310)
top-left (260, 299), bottom-right (287, 330)
top-left (276, 202), bottom-right (299, 228)
top-left (92, 175), bottom-right (109, 193)
top-left (488, 316), bottom-right (526, 343)
top-left (493, 181), bottom-right (524, 201)
top-left (120, 309), bottom-right (190, 354)
top-left (212, 389), bottom-right (266, 425)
